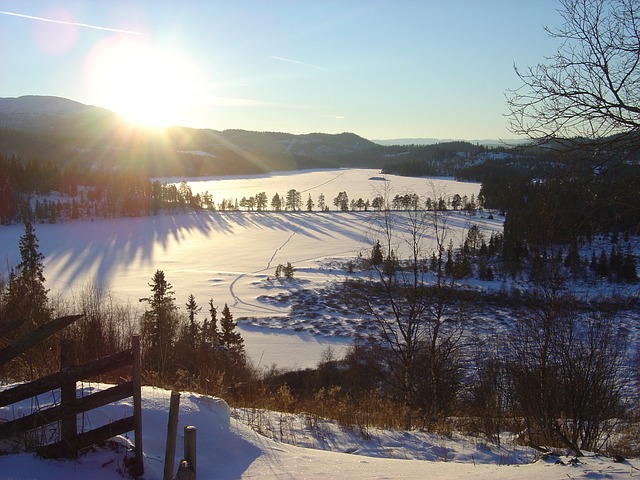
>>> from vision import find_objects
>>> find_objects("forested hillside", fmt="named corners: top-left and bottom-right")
top-left (0, 96), bottom-right (515, 178)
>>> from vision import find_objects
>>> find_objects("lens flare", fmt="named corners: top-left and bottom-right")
top-left (85, 36), bottom-right (199, 128)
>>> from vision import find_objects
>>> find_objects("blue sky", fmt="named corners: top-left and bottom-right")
top-left (0, 1), bottom-right (562, 140)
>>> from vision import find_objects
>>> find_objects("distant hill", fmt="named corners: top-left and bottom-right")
top-left (0, 95), bottom-right (87, 115)
top-left (0, 96), bottom-right (389, 175)
top-left (0, 95), bottom-right (520, 177)
top-left (373, 137), bottom-right (528, 147)
top-left (372, 137), bottom-right (444, 146)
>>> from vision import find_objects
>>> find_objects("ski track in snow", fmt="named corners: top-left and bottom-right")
top-left (228, 163), bottom-right (370, 310)
top-left (229, 215), bottom-right (313, 313)
top-left (297, 169), bottom-right (346, 193)
top-left (229, 203), bottom-right (372, 315)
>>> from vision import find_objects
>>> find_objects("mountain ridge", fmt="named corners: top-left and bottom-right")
top-left (0, 95), bottom-right (385, 176)
top-left (372, 137), bottom-right (527, 147)
top-left (0, 95), bottom-right (509, 177)
top-left (1, 95), bottom-right (513, 146)
top-left (0, 95), bottom-right (91, 115)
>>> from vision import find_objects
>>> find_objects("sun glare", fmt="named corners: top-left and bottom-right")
top-left (85, 37), bottom-right (198, 128)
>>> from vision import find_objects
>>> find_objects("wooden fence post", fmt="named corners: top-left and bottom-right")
top-left (132, 335), bottom-right (144, 477)
top-left (60, 339), bottom-right (77, 458)
top-left (184, 425), bottom-right (196, 478)
top-left (0, 330), bottom-right (144, 467)
top-left (163, 390), bottom-right (180, 480)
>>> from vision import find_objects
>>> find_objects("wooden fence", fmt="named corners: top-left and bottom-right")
top-left (0, 321), bottom-right (143, 477)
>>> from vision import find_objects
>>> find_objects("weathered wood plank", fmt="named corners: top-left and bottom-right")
top-left (1, 335), bottom-right (142, 474)
top-left (0, 382), bottom-right (134, 441)
top-left (0, 348), bottom-right (132, 408)
top-left (0, 315), bottom-right (84, 366)
top-left (37, 416), bottom-right (135, 458)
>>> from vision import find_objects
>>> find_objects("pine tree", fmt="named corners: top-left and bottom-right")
top-left (206, 298), bottom-right (219, 345)
top-left (2, 221), bottom-right (52, 377)
top-left (220, 303), bottom-right (245, 359)
top-left (285, 189), bottom-right (301, 211)
top-left (333, 191), bottom-right (349, 211)
top-left (185, 294), bottom-right (201, 344)
top-left (371, 240), bottom-right (384, 266)
top-left (271, 193), bottom-right (282, 211)
top-left (140, 270), bottom-right (178, 378)
top-left (256, 192), bottom-right (268, 211)
top-left (4, 221), bottom-right (51, 333)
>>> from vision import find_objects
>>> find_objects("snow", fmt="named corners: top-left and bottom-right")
top-left (0, 384), bottom-right (637, 480)
top-left (159, 168), bottom-right (481, 206)
top-left (0, 169), bottom-right (638, 478)
top-left (177, 150), bottom-right (218, 158)
top-left (0, 169), bottom-right (489, 369)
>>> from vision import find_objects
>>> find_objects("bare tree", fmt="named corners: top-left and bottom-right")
top-left (556, 313), bottom-right (629, 452)
top-left (363, 183), bottom-right (465, 428)
top-left (507, 0), bottom-right (640, 159)
top-left (507, 0), bottom-right (640, 249)
top-left (506, 281), bottom-right (629, 454)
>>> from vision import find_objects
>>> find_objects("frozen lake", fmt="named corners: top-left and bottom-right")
top-left (0, 169), bottom-right (485, 369)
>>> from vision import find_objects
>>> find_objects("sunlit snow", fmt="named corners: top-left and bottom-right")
top-left (0, 169), bottom-right (637, 479)
top-left (0, 169), bottom-right (487, 369)
top-left (0, 384), bottom-right (636, 479)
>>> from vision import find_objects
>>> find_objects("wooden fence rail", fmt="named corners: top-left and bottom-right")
top-left (0, 348), bottom-right (133, 407)
top-left (0, 334), bottom-right (143, 477)
top-left (0, 314), bottom-right (84, 366)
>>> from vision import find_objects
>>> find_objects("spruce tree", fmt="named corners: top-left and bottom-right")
top-left (2, 221), bottom-right (52, 377)
top-left (4, 221), bottom-right (51, 333)
top-left (371, 240), bottom-right (384, 266)
top-left (140, 270), bottom-right (178, 378)
top-left (206, 298), bottom-right (219, 345)
top-left (283, 262), bottom-right (295, 279)
top-left (220, 303), bottom-right (245, 360)
top-left (185, 293), bottom-right (201, 342)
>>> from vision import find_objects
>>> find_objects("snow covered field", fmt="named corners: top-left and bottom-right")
top-left (0, 169), bottom-right (489, 369)
top-left (0, 384), bottom-right (637, 480)
top-left (1, 169), bottom-right (638, 479)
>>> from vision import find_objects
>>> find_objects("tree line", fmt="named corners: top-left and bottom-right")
top-left (0, 154), bottom-right (486, 225)
top-left (0, 222), bottom-right (250, 396)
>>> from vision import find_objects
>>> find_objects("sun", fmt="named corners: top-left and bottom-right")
top-left (86, 37), bottom-right (198, 128)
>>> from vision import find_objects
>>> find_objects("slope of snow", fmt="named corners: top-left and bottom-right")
top-left (0, 384), bottom-right (636, 479)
